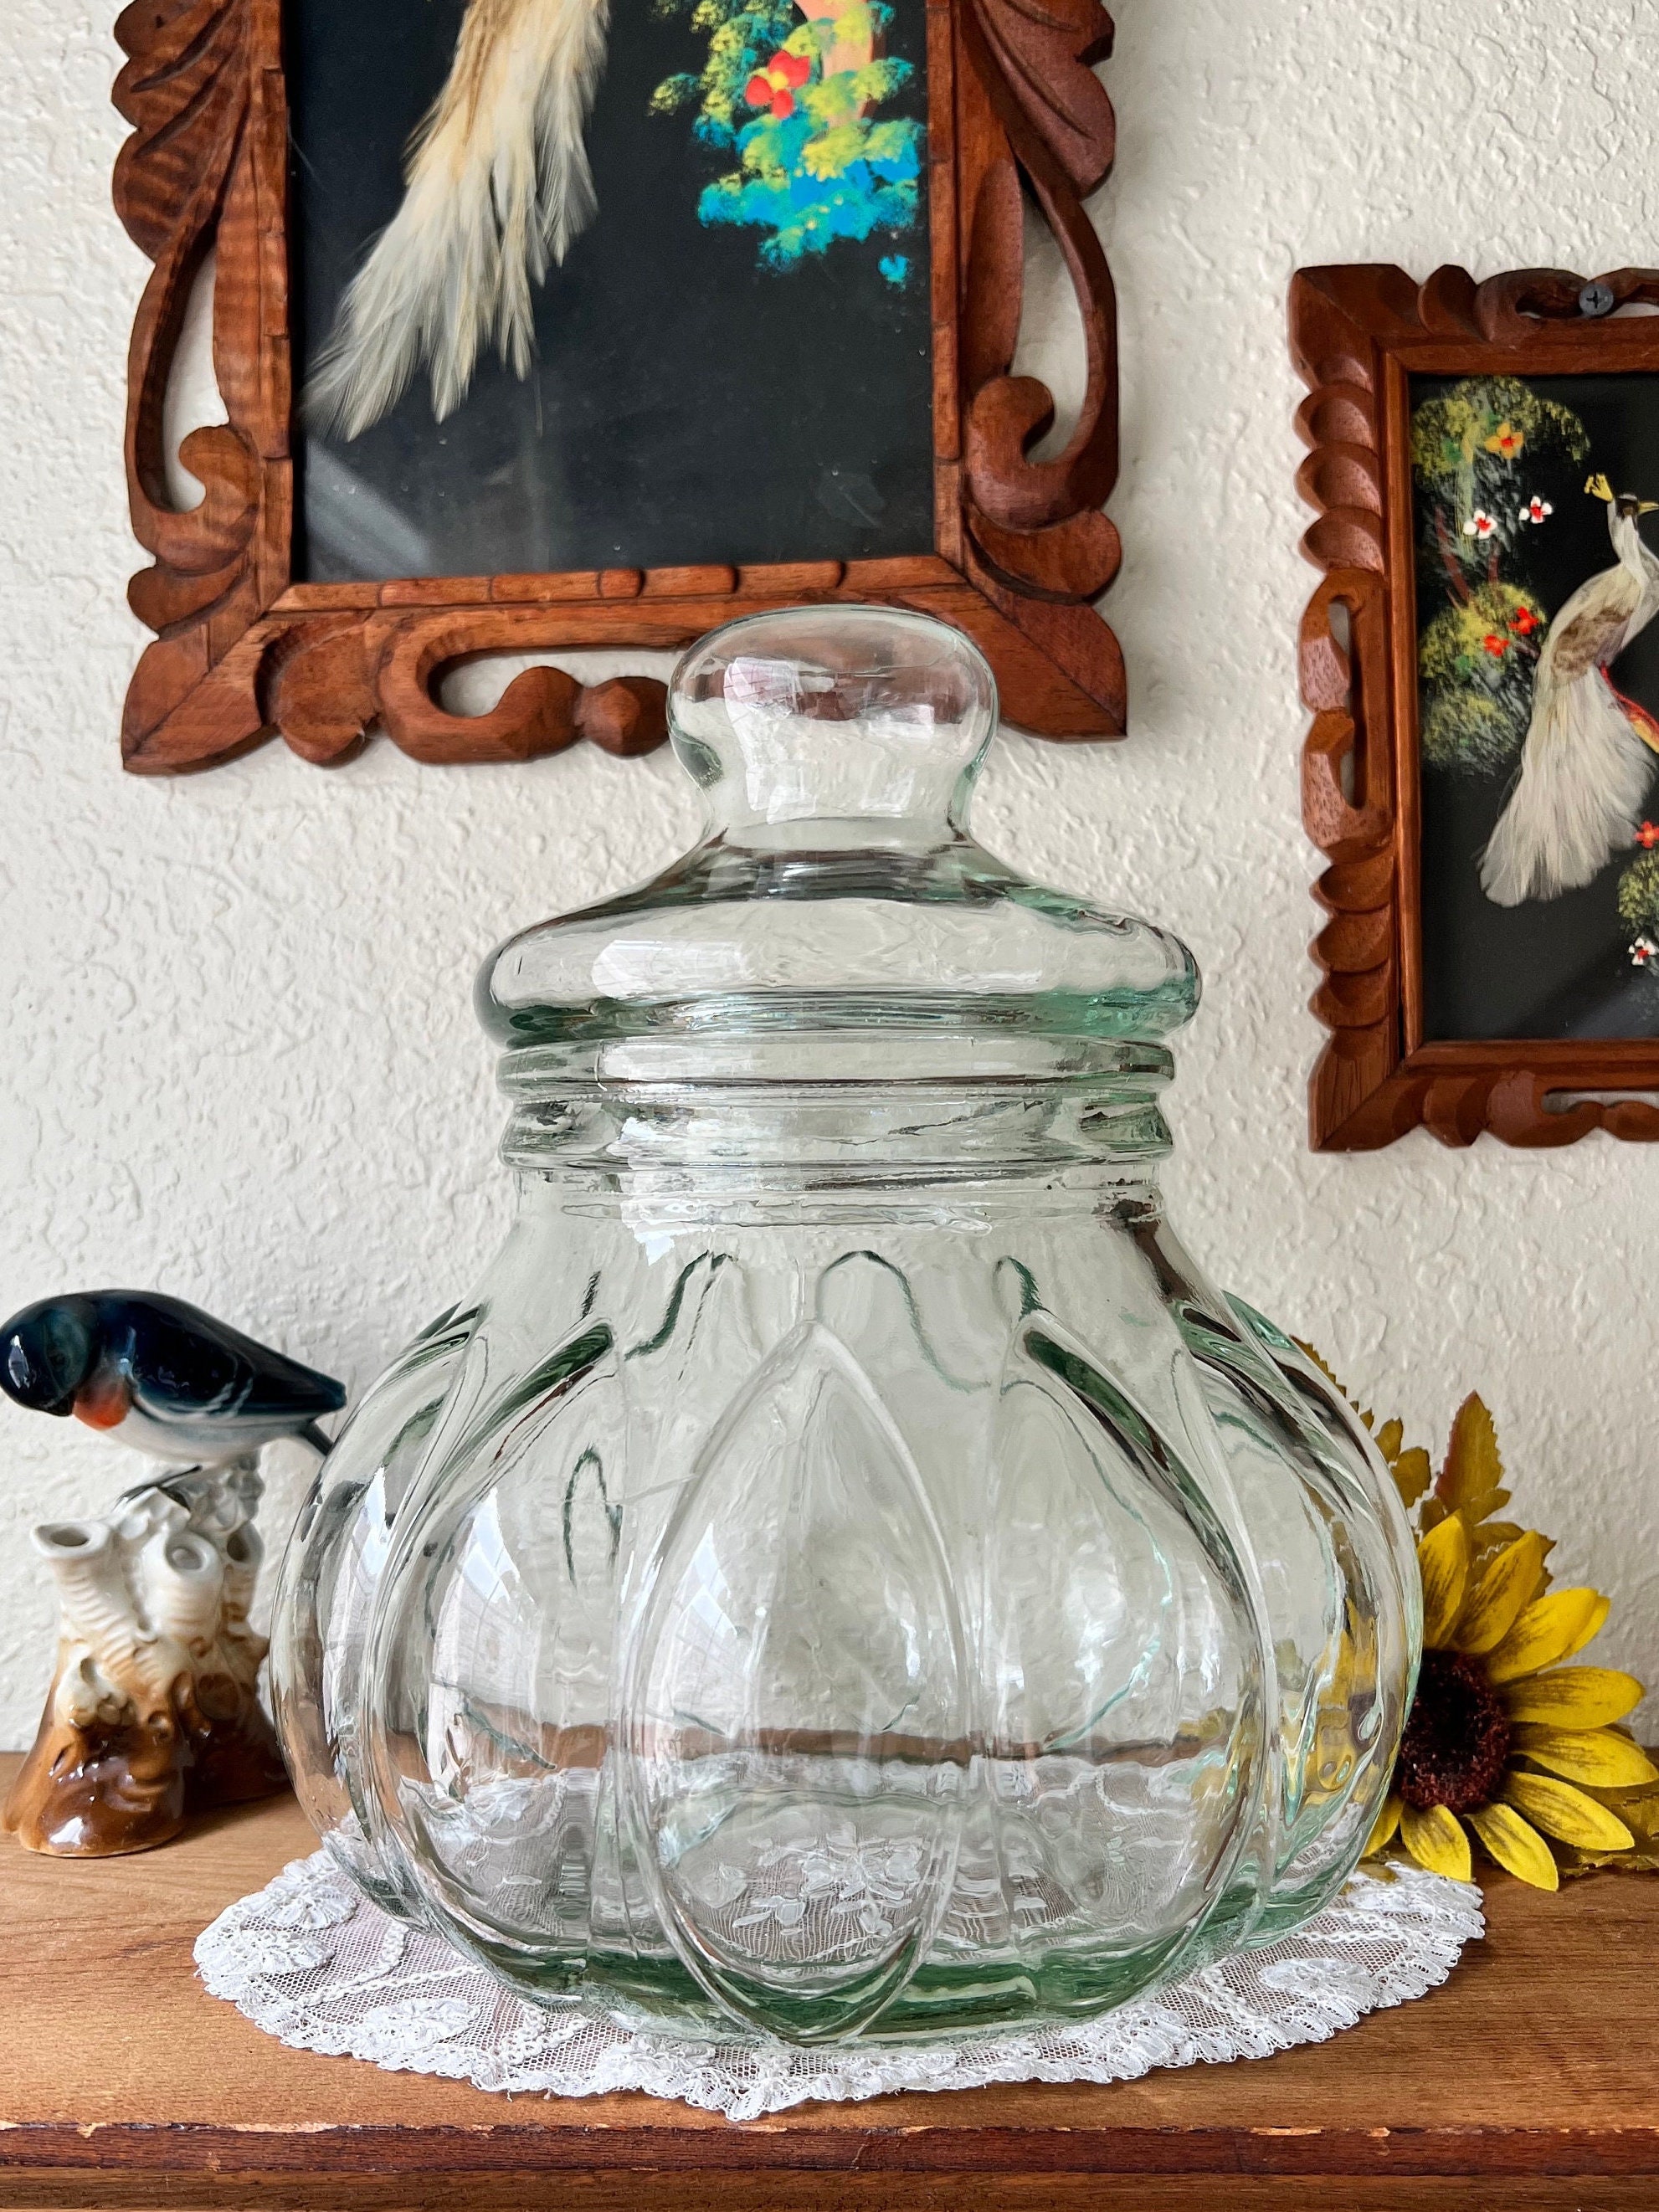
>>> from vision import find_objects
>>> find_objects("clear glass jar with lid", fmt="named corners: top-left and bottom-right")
top-left (271, 606), bottom-right (1418, 2045)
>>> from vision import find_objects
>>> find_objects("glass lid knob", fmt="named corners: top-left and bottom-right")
top-left (670, 606), bottom-right (997, 837)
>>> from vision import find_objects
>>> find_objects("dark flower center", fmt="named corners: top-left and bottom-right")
top-left (1397, 1649), bottom-right (1511, 1814)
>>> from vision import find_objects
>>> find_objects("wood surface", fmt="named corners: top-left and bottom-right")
top-left (109, 0), bottom-right (1126, 776)
top-left (0, 1754), bottom-right (1656, 2209)
top-left (1292, 261), bottom-right (1659, 1151)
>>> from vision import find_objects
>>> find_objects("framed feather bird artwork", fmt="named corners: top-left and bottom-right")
top-left (111, 0), bottom-right (1125, 771)
top-left (1293, 262), bottom-right (1659, 1152)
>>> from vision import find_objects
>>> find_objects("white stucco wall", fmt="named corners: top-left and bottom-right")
top-left (2, 0), bottom-right (1656, 1747)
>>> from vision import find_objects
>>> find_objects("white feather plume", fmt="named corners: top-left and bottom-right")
top-left (1480, 669), bottom-right (1655, 906)
top-left (306, 0), bottom-right (609, 439)
top-left (1481, 500), bottom-right (1659, 906)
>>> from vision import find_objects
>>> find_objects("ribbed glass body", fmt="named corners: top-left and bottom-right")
top-left (271, 609), bottom-right (1418, 2045)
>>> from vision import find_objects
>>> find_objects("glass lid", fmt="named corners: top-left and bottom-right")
top-left (476, 608), bottom-right (1199, 1070)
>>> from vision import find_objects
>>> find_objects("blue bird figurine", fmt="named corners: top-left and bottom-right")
top-left (0, 1291), bottom-right (345, 1466)
top-left (1, 1291), bottom-right (345, 1856)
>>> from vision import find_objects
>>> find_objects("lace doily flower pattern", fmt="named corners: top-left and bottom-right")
top-left (198, 1851), bottom-right (1483, 2121)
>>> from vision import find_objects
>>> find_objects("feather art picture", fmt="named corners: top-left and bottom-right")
top-left (288, 0), bottom-right (934, 579)
top-left (1408, 372), bottom-right (1659, 1044)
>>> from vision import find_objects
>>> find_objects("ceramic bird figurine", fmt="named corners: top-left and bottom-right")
top-left (1482, 475), bottom-right (1659, 906)
top-left (0, 1292), bottom-right (346, 1856)
top-left (0, 1291), bottom-right (346, 1464)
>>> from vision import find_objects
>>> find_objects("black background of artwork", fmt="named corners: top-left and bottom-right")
top-left (1415, 372), bottom-right (1659, 1042)
top-left (285, 0), bottom-right (933, 580)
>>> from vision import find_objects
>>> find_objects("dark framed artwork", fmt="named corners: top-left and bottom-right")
top-left (1293, 262), bottom-right (1659, 1150)
top-left (112, 0), bottom-right (1125, 772)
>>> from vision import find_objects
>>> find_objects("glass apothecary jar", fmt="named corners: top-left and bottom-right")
top-left (271, 608), bottom-right (1419, 2045)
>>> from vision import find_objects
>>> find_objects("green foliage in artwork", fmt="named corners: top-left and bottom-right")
top-left (651, 0), bottom-right (922, 271)
top-left (1617, 852), bottom-right (1659, 935)
top-left (650, 0), bottom-right (800, 139)
top-left (1412, 377), bottom-right (1590, 577)
top-left (1419, 583), bottom-right (1549, 772)
top-left (1410, 377), bottom-right (1589, 485)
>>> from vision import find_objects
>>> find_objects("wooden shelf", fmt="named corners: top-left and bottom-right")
top-left (0, 1755), bottom-right (1655, 2209)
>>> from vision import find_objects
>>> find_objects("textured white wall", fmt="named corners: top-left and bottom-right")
top-left (2, 0), bottom-right (1656, 1747)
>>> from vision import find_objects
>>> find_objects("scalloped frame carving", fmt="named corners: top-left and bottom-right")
top-left (1292, 261), bottom-right (1659, 1152)
top-left (111, 0), bottom-right (1124, 773)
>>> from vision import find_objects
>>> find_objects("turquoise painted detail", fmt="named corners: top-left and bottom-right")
top-left (699, 110), bottom-right (920, 267)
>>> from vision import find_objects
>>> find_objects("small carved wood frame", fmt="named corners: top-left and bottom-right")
top-left (113, 0), bottom-right (1124, 774)
top-left (1293, 262), bottom-right (1659, 1151)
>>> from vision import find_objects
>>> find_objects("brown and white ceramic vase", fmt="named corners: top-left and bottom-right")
top-left (4, 1463), bottom-right (289, 1855)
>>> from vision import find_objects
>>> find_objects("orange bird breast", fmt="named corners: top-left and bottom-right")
top-left (74, 1370), bottom-right (131, 1430)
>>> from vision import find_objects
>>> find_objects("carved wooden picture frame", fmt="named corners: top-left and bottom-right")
top-left (1294, 262), bottom-right (1659, 1151)
top-left (113, 0), bottom-right (1123, 774)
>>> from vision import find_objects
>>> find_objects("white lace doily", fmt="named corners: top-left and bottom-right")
top-left (196, 1852), bottom-right (1482, 2122)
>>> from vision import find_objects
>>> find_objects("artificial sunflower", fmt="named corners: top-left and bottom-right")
top-left (1301, 1353), bottom-right (1659, 1891)
top-left (1362, 1393), bottom-right (1657, 1890)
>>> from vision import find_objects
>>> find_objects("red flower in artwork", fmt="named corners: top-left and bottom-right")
top-left (1636, 821), bottom-right (1659, 849)
top-left (1510, 607), bottom-right (1541, 636)
top-left (745, 47), bottom-right (811, 117)
top-left (1482, 634), bottom-right (1507, 658)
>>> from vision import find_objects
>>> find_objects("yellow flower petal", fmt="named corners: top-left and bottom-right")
top-left (1500, 1667), bottom-right (1644, 1730)
top-left (1400, 1802), bottom-right (1472, 1881)
top-left (1503, 1772), bottom-right (1636, 1852)
top-left (1364, 1794), bottom-right (1402, 1857)
top-left (1459, 1489), bottom-right (1509, 1530)
top-left (1375, 1419), bottom-right (1403, 1460)
top-left (1467, 1802), bottom-right (1558, 1889)
top-left (1510, 1727), bottom-right (1659, 1789)
top-left (1390, 1445), bottom-right (1431, 1509)
top-left (1438, 1393), bottom-right (1502, 1511)
top-left (1472, 1522), bottom-right (1524, 1569)
top-left (1609, 1785), bottom-right (1659, 1847)
top-left (1418, 1515), bottom-right (1471, 1647)
top-left (1485, 1588), bottom-right (1605, 1682)
top-left (1557, 1592), bottom-right (1611, 1662)
top-left (1454, 1531), bottom-right (1548, 1655)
